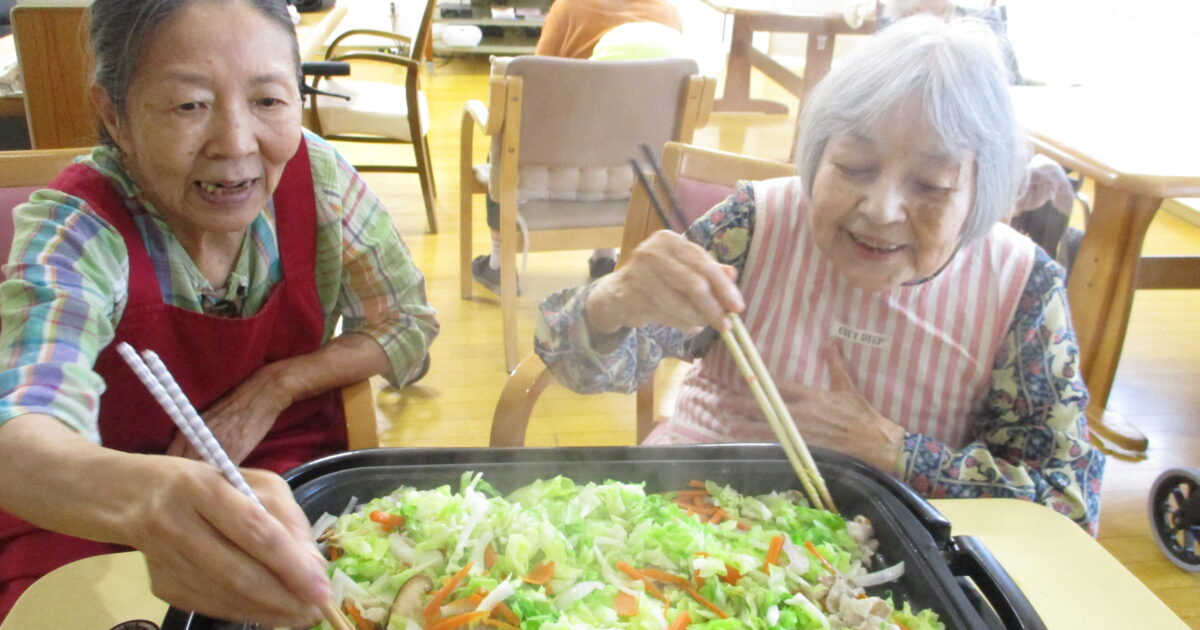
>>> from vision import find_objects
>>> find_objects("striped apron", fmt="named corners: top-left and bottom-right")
top-left (646, 176), bottom-right (1035, 449)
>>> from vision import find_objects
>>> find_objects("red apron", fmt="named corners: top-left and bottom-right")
top-left (0, 140), bottom-right (347, 618)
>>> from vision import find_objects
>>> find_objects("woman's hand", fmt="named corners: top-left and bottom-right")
top-left (166, 362), bottom-right (295, 465)
top-left (723, 345), bottom-right (906, 472)
top-left (130, 457), bottom-right (331, 627)
top-left (585, 230), bottom-right (744, 342)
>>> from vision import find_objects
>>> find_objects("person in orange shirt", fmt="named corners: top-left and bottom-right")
top-left (535, 0), bottom-right (681, 59)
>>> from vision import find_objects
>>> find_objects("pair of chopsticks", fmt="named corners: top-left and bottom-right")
top-left (629, 145), bottom-right (838, 514)
top-left (116, 343), bottom-right (354, 630)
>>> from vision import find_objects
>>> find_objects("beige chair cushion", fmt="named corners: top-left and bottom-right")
top-left (315, 78), bottom-right (429, 141)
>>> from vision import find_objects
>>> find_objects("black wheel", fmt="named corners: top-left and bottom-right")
top-left (1148, 467), bottom-right (1200, 572)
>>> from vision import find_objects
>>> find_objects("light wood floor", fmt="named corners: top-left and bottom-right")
top-left (336, 56), bottom-right (1200, 627)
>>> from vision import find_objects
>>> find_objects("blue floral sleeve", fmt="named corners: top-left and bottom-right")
top-left (898, 248), bottom-right (1106, 534)
top-left (534, 182), bottom-right (758, 393)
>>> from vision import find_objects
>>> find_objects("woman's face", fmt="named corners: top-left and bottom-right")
top-left (97, 0), bottom-right (302, 250)
top-left (808, 104), bottom-right (976, 292)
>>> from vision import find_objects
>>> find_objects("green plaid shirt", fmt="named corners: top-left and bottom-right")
top-left (0, 131), bottom-right (437, 442)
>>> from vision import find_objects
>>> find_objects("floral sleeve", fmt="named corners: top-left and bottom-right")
top-left (534, 182), bottom-right (759, 393)
top-left (898, 248), bottom-right (1106, 534)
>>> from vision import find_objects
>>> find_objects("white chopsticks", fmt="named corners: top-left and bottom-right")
top-left (630, 146), bottom-right (838, 514)
top-left (116, 342), bottom-right (354, 630)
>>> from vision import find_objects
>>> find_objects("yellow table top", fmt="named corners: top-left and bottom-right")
top-left (1, 499), bottom-right (1187, 629)
top-left (931, 498), bottom-right (1189, 630)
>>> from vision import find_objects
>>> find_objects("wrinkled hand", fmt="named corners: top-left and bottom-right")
top-left (167, 362), bottom-right (295, 465)
top-left (131, 457), bottom-right (330, 627)
top-left (723, 345), bottom-right (905, 472)
top-left (585, 230), bottom-right (744, 339)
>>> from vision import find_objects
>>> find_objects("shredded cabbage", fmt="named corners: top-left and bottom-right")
top-left (310, 475), bottom-right (944, 630)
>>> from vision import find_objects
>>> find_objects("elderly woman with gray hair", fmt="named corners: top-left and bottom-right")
top-left (0, 0), bottom-right (437, 625)
top-left (536, 16), bottom-right (1104, 533)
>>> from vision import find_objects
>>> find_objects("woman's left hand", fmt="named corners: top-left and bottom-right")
top-left (167, 362), bottom-right (295, 465)
top-left (724, 345), bottom-right (906, 472)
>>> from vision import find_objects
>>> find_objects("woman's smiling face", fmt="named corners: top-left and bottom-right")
top-left (808, 102), bottom-right (977, 292)
top-left (97, 0), bottom-right (302, 251)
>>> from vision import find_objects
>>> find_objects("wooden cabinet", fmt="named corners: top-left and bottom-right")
top-left (434, 0), bottom-right (552, 55)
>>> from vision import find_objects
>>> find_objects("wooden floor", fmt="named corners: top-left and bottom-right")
top-left (338, 56), bottom-right (1200, 627)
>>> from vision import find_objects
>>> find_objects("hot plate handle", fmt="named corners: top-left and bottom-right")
top-left (949, 535), bottom-right (1046, 630)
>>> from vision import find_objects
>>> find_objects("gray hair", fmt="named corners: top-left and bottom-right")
top-left (89, 0), bottom-right (301, 146)
top-left (795, 15), bottom-right (1027, 242)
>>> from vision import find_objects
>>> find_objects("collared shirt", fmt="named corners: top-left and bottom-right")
top-left (0, 131), bottom-right (438, 442)
top-left (535, 181), bottom-right (1104, 533)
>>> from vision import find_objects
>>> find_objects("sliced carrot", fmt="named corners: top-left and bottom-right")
top-left (684, 586), bottom-right (729, 619)
top-left (344, 603), bottom-right (374, 630)
top-left (447, 589), bottom-right (486, 609)
top-left (484, 544), bottom-right (498, 570)
top-left (672, 489), bottom-right (710, 498)
top-left (427, 610), bottom-right (489, 630)
top-left (708, 508), bottom-right (727, 524)
top-left (637, 567), bottom-right (690, 587)
top-left (668, 611), bottom-right (692, 630)
top-left (735, 520), bottom-right (751, 531)
top-left (523, 560), bottom-right (555, 585)
top-left (804, 540), bottom-right (837, 574)
top-left (763, 534), bottom-right (785, 572)
top-left (328, 546), bottom-right (342, 561)
top-left (614, 591), bottom-right (639, 617)
top-left (616, 560), bottom-right (667, 602)
top-left (425, 562), bottom-right (475, 622)
top-left (692, 569), bottom-right (705, 589)
top-left (483, 619), bottom-right (520, 630)
top-left (369, 510), bottom-right (406, 532)
top-left (688, 480), bottom-right (708, 489)
top-left (720, 564), bottom-right (741, 585)
top-left (495, 602), bottom-right (520, 626)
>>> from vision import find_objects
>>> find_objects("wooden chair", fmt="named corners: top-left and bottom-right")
top-left (307, 0), bottom-right (439, 233)
top-left (489, 142), bottom-right (794, 447)
top-left (461, 57), bottom-right (717, 371)
top-left (0, 148), bottom-right (380, 449)
top-left (10, 3), bottom-right (95, 149)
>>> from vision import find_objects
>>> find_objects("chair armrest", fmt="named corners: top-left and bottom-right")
top-left (490, 354), bottom-right (557, 447)
top-left (328, 51), bottom-right (420, 73)
top-left (462, 99), bottom-right (490, 136)
top-left (341, 380), bottom-right (379, 450)
top-left (327, 28), bottom-right (414, 59)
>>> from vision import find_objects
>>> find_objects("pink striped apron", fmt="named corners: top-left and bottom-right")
top-left (646, 176), bottom-right (1036, 449)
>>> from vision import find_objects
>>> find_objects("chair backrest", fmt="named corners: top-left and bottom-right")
top-left (0, 147), bottom-right (89, 278)
top-left (621, 141), bottom-right (797, 256)
top-left (489, 56), bottom-right (714, 206)
top-left (11, 4), bottom-right (96, 149)
top-left (489, 142), bottom-right (793, 447)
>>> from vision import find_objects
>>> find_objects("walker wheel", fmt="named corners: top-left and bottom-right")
top-left (1148, 467), bottom-right (1200, 572)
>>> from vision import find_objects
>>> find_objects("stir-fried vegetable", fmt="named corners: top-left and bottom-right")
top-left (311, 474), bottom-right (944, 630)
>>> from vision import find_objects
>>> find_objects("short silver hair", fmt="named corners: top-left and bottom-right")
top-left (795, 15), bottom-right (1028, 242)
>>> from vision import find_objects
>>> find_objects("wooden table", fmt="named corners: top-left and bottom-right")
top-left (3, 498), bottom-right (1187, 629)
top-left (931, 499), bottom-right (1189, 629)
top-left (1010, 86), bottom-right (1200, 453)
top-left (699, 0), bottom-right (874, 114)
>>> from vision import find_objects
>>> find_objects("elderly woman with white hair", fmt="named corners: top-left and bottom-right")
top-left (535, 16), bottom-right (1105, 533)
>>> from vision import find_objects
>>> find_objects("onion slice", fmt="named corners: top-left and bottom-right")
top-left (849, 560), bottom-right (905, 588)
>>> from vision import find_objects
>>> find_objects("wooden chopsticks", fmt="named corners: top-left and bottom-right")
top-left (630, 145), bottom-right (838, 513)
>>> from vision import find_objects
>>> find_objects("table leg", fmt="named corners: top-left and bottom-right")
top-left (713, 16), bottom-right (789, 114)
top-left (1066, 184), bottom-right (1162, 452)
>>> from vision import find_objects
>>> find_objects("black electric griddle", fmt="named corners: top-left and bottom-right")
top-left (163, 445), bottom-right (1045, 630)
